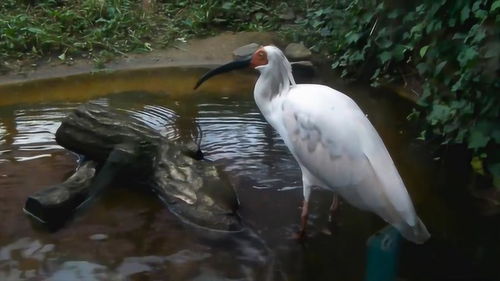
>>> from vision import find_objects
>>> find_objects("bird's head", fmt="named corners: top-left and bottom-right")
top-left (194, 45), bottom-right (289, 90)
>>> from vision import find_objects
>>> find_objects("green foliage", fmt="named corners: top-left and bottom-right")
top-left (290, 0), bottom-right (500, 187)
top-left (0, 0), bottom-right (285, 64)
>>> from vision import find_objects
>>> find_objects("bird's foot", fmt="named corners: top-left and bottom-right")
top-left (321, 219), bottom-right (339, 236)
top-left (320, 228), bottom-right (333, 236)
top-left (328, 214), bottom-right (335, 224)
top-left (291, 229), bottom-right (307, 242)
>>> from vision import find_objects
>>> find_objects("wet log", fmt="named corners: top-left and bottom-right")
top-left (25, 102), bottom-right (240, 231)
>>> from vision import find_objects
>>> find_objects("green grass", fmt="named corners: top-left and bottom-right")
top-left (0, 0), bottom-right (287, 67)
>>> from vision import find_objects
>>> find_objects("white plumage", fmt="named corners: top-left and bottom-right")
top-left (253, 46), bottom-right (430, 244)
top-left (195, 45), bottom-right (430, 244)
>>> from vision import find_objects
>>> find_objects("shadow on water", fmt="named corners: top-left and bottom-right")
top-left (0, 66), bottom-right (499, 281)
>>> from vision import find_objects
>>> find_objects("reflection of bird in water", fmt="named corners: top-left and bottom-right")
top-left (195, 45), bottom-right (430, 244)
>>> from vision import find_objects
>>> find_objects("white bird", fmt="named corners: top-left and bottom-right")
top-left (194, 45), bottom-right (430, 244)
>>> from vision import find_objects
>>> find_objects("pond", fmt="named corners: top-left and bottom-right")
top-left (0, 66), bottom-right (498, 281)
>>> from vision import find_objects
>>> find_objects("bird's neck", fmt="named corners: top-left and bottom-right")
top-left (254, 75), bottom-right (281, 121)
top-left (253, 65), bottom-right (294, 120)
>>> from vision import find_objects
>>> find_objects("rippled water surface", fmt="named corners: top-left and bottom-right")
top-left (0, 67), bottom-right (498, 281)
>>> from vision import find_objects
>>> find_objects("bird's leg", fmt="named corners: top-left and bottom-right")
top-left (297, 199), bottom-right (309, 240)
top-left (328, 193), bottom-right (340, 223)
top-left (294, 183), bottom-right (312, 241)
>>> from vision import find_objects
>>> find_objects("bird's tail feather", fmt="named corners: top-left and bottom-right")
top-left (396, 217), bottom-right (430, 244)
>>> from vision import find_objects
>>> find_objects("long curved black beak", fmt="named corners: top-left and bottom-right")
top-left (194, 56), bottom-right (251, 90)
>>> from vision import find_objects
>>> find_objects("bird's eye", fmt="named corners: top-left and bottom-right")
top-left (258, 51), bottom-right (264, 57)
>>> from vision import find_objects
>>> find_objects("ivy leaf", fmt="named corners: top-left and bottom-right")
top-left (491, 0), bottom-right (500, 12)
top-left (417, 62), bottom-right (430, 75)
top-left (416, 4), bottom-right (426, 14)
top-left (410, 23), bottom-right (424, 36)
top-left (376, 38), bottom-right (393, 49)
top-left (468, 129), bottom-right (491, 149)
top-left (461, 5), bottom-right (471, 23)
top-left (345, 31), bottom-right (362, 44)
top-left (452, 33), bottom-right (466, 40)
top-left (471, 26), bottom-right (486, 43)
top-left (474, 9), bottom-right (487, 20)
top-left (349, 50), bottom-right (364, 62)
top-left (451, 77), bottom-right (463, 92)
top-left (466, 24), bottom-right (486, 44)
top-left (472, 1), bottom-right (481, 11)
top-left (457, 47), bottom-right (478, 67)
top-left (370, 68), bottom-right (381, 80)
top-left (435, 61), bottom-right (447, 76)
top-left (492, 128), bottom-right (500, 143)
top-left (403, 12), bottom-right (416, 23)
top-left (419, 45), bottom-right (429, 58)
top-left (427, 103), bottom-right (451, 125)
top-left (425, 20), bottom-right (442, 33)
top-left (471, 156), bottom-right (485, 175)
top-left (392, 44), bottom-right (407, 61)
top-left (378, 51), bottom-right (392, 64)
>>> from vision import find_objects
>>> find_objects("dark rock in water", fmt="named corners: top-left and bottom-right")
top-left (285, 43), bottom-right (312, 61)
top-left (24, 102), bottom-right (240, 232)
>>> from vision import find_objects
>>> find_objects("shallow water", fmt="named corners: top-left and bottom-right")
top-left (0, 67), bottom-right (498, 281)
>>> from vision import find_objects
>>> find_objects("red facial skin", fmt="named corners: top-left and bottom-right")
top-left (250, 48), bottom-right (268, 68)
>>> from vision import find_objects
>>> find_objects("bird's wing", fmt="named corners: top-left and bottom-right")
top-left (277, 84), bottom-right (417, 225)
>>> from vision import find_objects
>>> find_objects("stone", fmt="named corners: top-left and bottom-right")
top-left (291, 60), bottom-right (314, 67)
top-left (285, 43), bottom-right (312, 61)
top-left (279, 8), bottom-right (295, 21)
top-left (233, 43), bottom-right (260, 60)
top-left (89, 233), bottom-right (109, 241)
